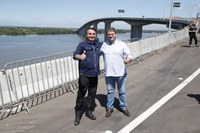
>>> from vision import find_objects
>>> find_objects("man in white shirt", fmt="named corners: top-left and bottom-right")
top-left (101, 27), bottom-right (133, 117)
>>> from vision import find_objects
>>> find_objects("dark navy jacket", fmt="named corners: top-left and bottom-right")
top-left (73, 38), bottom-right (102, 77)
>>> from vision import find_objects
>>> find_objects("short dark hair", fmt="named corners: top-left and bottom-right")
top-left (106, 27), bottom-right (116, 33)
top-left (86, 27), bottom-right (97, 34)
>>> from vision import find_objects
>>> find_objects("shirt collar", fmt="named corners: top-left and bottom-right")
top-left (108, 39), bottom-right (117, 45)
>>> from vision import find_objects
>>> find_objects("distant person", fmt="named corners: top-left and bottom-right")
top-left (188, 23), bottom-right (198, 47)
top-left (73, 27), bottom-right (102, 125)
top-left (101, 27), bottom-right (133, 118)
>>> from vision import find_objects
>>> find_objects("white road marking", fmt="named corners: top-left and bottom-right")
top-left (118, 67), bottom-right (200, 133)
top-left (105, 130), bottom-right (113, 133)
top-left (178, 77), bottom-right (183, 80)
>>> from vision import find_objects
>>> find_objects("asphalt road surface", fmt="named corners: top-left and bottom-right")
top-left (0, 37), bottom-right (200, 133)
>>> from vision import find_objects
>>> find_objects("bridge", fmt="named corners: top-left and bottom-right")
top-left (76, 17), bottom-right (193, 41)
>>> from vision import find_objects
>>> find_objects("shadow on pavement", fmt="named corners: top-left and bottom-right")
top-left (187, 94), bottom-right (200, 104)
top-left (96, 94), bottom-right (121, 111)
top-left (181, 45), bottom-right (191, 48)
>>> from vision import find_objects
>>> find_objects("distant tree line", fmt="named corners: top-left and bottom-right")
top-left (0, 26), bottom-right (167, 36)
top-left (0, 26), bottom-right (77, 35)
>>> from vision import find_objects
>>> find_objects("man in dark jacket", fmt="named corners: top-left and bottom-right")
top-left (189, 23), bottom-right (198, 47)
top-left (73, 27), bottom-right (102, 125)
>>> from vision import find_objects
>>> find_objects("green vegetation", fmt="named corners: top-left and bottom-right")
top-left (0, 26), bottom-right (77, 35)
top-left (0, 26), bottom-right (167, 36)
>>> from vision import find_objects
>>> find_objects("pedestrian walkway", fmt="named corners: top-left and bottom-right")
top-left (0, 35), bottom-right (200, 133)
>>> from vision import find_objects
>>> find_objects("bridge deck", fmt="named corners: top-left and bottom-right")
top-left (0, 35), bottom-right (200, 133)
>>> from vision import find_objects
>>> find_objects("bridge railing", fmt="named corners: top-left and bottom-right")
top-left (128, 28), bottom-right (188, 59)
top-left (0, 27), bottom-right (189, 115)
top-left (0, 52), bottom-right (79, 113)
top-left (0, 82), bottom-right (4, 111)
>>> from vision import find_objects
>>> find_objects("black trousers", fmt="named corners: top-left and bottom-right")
top-left (75, 74), bottom-right (98, 112)
top-left (189, 34), bottom-right (197, 45)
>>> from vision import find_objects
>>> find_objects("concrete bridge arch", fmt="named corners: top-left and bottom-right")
top-left (76, 17), bottom-right (193, 41)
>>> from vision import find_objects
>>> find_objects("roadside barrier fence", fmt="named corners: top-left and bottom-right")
top-left (0, 27), bottom-right (190, 116)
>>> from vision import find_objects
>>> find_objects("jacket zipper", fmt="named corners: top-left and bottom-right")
top-left (92, 45), bottom-right (97, 73)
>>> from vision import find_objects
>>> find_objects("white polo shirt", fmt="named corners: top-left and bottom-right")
top-left (101, 39), bottom-right (133, 77)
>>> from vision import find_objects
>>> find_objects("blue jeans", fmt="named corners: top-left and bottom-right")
top-left (105, 73), bottom-right (127, 110)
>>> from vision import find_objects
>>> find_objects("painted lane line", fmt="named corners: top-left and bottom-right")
top-left (118, 67), bottom-right (200, 133)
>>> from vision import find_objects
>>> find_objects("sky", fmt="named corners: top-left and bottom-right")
top-left (1, 0), bottom-right (200, 30)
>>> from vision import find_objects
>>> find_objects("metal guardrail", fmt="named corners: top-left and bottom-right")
top-left (0, 82), bottom-right (4, 111)
top-left (127, 28), bottom-right (189, 60)
top-left (0, 51), bottom-right (80, 114)
top-left (0, 27), bottom-right (191, 117)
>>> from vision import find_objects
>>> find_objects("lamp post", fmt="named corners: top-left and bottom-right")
top-left (168, 0), bottom-right (174, 33)
top-left (168, 0), bottom-right (180, 33)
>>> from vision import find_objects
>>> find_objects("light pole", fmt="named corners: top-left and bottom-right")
top-left (168, 0), bottom-right (174, 33)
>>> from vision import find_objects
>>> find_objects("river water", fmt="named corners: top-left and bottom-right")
top-left (0, 32), bottom-right (161, 69)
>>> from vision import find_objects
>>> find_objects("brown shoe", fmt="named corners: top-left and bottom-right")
top-left (122, 109), bottom-right (131, 117)
top-left (105, 109), bottom-right (113, 118)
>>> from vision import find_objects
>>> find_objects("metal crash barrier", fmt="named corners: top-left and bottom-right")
top-left (0, 51), bottom-right (80, 115)
top-left (127, 28), bottom-right (189, 60)
top-left (0, 26), bottom-right (193, 117)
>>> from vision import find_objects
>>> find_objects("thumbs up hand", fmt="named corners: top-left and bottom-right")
top-left (80, 50), bottom-right (86, 60)
top-left (75, 50), bottom-right (87, 60)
